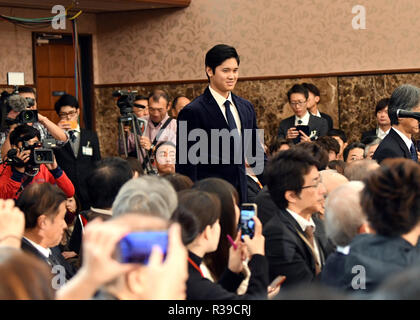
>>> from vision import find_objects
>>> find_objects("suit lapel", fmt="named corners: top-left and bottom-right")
top-left (231, 93), bottom-right (245, 132)
top-left (202, 87), bottom-right (230, 130)
top-left (390, 128), bottom-right (411, 158)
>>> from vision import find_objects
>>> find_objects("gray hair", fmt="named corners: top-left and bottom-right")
top-left (388, 84), bottom-right (420, 125)
top-left (111, 176), bottom-right (178, 219)
top-left (343, 159), bottom-right (379, 181)
top-left (324, 181), bottom-right (366, 246)
top-left (364, 138), bottom-right (381, 158)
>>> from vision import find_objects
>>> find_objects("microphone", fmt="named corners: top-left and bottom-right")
top-left (396, 109), bottom-right (420, 121)
top-left (7, 94), bottom-right (28, 113)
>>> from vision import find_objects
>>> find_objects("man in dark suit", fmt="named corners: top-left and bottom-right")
top-left (278, 84), bottom-right (328, 144)
top-left (302, 82), bottom-right (333, 131)
top-left (373, 84), bottom-right (420, 163)
top-left (361, 98), bottom-right (391, 143)
top-left (54, 94), bottom-right (101, 210)
top-left (16, 183), bottom-right (75, 283)
top-left (176, 44), bottom-right (266, 202)
top-left (263, 148), bottom-right (329, 289)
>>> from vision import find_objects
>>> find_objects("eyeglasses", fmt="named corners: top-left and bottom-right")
top-left (301, 177), bottom-right (323, 189)
top-left (58, 110), bottom-right (78, 118)
top-left (290, 100), bottom-right (307, 107)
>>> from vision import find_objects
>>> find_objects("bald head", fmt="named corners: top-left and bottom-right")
top-left (320, 170), bottom-right (349, 196)
top-left (343, 159), bottom-right (379, 181)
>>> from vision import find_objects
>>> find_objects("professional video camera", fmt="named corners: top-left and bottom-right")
top-left (4, 138), bottom-right (55, 176)
top-left (113, 90), bottom-right (156, 175)
top-left (0, 91), bottom-right (38, 129)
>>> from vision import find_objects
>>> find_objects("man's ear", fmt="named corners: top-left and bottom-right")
top-left (205, 66), bottom-right (213, 79)
top-left (315, 96), bottom-right (320, 104)
top-left (285, 190), bottom-right (298, 204)
top-left (37, 214), bottom-right (47, 230)
top-left (126, 267), bottom-right (145, 297)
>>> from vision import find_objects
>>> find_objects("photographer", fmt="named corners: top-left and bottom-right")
top-left (0, 86), bottom-right (68, 161)
top-left (0, 124), bottom-right (74, 200)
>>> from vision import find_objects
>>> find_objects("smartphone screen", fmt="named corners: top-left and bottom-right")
top-left (118, 231), bottom-right (168, 264)
top-left (239, 203), bottom-right (257, 240)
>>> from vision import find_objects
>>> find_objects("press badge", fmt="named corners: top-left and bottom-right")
top-left (82, 141), bottom-right (93, 156)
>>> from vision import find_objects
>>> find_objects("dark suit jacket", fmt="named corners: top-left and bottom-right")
top-left (54, 128), bottom-right (101, 210)
top-left (255, 186), bottom-right (279, 226)
top-left (320, 251), bottom-right (348, 290)
top-left (372, 128), bottom-right (416, 163)
top-left (176, 87), bottom-right (267, 203)
top-left (21, 238), bottom-right (75, 280)
top-left (246, 175), bottom-right (262, 203)
top-left (277, 113), bottom-right (328, 143)
top-left (320, 112), bottom-right (333, 131)
top-left (263, 208), bottom-right (330, 289)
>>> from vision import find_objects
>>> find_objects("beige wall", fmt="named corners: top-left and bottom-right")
top-left (95, 0), bottom-right (420, 84)
top-left (0, 7), bottom-right (97, 85)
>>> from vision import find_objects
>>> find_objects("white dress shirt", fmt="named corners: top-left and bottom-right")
top-left (209, 85), bottom-right (242, 133)
top-left (23, 237), bottom-right (51, 259)
top-left (392, 127), bottom-right (414, 151)
top-left (376, 127), bottom-right (391, 140)
top-left (294, 111), bottom-right (310, 126)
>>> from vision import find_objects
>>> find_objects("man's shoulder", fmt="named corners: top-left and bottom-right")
top-left (310, 113), bottom-right (328, 125)
top-left (279, 115), bottom-right (295, 126)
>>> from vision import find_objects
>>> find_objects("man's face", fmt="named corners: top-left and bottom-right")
top-left (133, 99), bottom-right (149, 118)
top-left (174, 97), bottom-right (191, 116)
top-left (19, 92), bottom-right (37, 110)
top-left (289, 93), bottom-right (308, 118)
top-left (399, 105), bottom-right (420, 135)
top-left (376, 107), bottom-right (391, 126)
top-left (156, 144), bottom-right (176, 175)
top-left (366, 144), bottom-right (379, 159)
top-left (16, 136), bottom-right (40, 150)
top-left (306, 91), bottom-right (319, 110)
top-left (295, 166), bottom-right (326, 214)
top-left (58, 106), bottom-right (79, 122)
top-left (346, 148), bottom-right (364, 163)
top-left (206, 57), bottom-right (239, 98)
top-left (43, 201), bottom-right (67, 248)
top-left (148, 97), bottom-right (169, 123)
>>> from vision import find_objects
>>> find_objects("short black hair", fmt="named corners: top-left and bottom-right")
top-left (264, 148), bottom-right (319, 209)
top-left (327, 129), bottom-right (347, 143)
top-left (86, 157), bottom-right (133, 209)
top-left (301, 83), bottom-right (320, 97)
top-left (205, 44), bottom-right (240, 79)
top-left (375, 98), bottom-right (390, 114)
top-left (9, 124), bottom-right (40, 146)
top-left (54, 94), bottom-right (79, 115)
top-left (293, 142), bottom-right (329, 170)
top-left (17, 86), bottom-right (36, 97)
top-left (343, 142), bottom-right (366, 162)
top-left (287, 84), bottom-right (309, 101)
top-left (315, 136), bottom-right (341, 155)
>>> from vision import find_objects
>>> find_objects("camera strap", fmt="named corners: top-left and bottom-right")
top-left (15, 174), bottom-right (34, 198)
top-left (149, 117), bottom-right (174, 154)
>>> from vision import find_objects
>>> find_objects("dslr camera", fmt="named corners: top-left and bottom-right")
top-left (5, 138), bottom-right (55, 168)
top-left (1, 91), bottom-right (38, 129)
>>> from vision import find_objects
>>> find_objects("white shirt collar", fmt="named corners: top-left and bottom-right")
top-left (286, 208), bottom-right (316, 232)
top-left (294, 111), bottom-right (310, 126)
top-left (90, 207), bottom-right (112, 216)
top-left (209, 85), bottom-right (232, 108)
top-left (392, 127), bottom-right (413, 151)
top-left (23, 237), bottom-right (51, 258)
top-left (311, 110), bottom-right (322, 118)
top-left (377, 127), bottom-right (390, 139)
top-left (336, 245), bottom-right (350, 255)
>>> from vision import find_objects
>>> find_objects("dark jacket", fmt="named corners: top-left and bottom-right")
top-left (21, 237), bottom-right (75, 281)
top-left (263, 208), bottom-right (331, 288)
top-left (341, 234), bottom-right (420, 293)
top-left (320, 112), bottom-right (333, 132)
top-left (246, 175), bottom-right (262, 203)
top-left (186, 251), bottom-right (269, 300)
top-left (176, 87), bottom-right (267, 203)
top-left (372, 128), bottom-right (416, 163)
top-left (278, 113), bottom-right (328, 143)
top-left (54, 128), bottom-right (101, 210)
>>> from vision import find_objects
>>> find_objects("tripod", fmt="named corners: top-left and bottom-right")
top-left (118, 113), bottom-right (156, 174)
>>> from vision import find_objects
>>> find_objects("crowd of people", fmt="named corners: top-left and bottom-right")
top-left (1, 43), bottom-right (420, 300)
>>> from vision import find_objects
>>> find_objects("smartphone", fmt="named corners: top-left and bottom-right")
top-left (118, 231), bottom-right (168, 264)
top-left (239, 203), bottom-right (257, 240)
top-left (294, 125), bottom-right (311, 143)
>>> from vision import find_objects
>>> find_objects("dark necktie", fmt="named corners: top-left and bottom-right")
top-left (297, 119), bottom-right (302, 125)
top-left (69, 130), bottom-right (77, 143)
top-left (410, 143), bottom-right (418, 162)
top-left (47, 252), bottom-right (61, 267)
top-left (304, 226), bottom-right (321, 275)
top-left (224, 100), bottom-right (237, 130)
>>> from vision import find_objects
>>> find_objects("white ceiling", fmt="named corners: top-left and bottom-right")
top-left (0, 0), bottom-right (190, 13)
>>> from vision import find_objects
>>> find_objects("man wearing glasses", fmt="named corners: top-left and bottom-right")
top-left (54, 94), bottom-right (101, 210)
top-left (278, 84), bottom-right (328, 144)
top-left (263, 148), bottom-right (330, 289)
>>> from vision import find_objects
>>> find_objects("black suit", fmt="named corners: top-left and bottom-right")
top-left (278, 113), bottom-right (328, 143)
top-left (176, 87), bottom-right (267, 203)
top-left (246, 175), bottom-right (262, 203)
top-left (319, 112), bottom-right (333, 132)
top-left (54, 128), bottom-right (101, 210)
top-left (263, 208), bottom-right (329, 288)
top-left (21, 238), bottom-right (75, 281)
top-left (372, 128), bottom-right (417, 163)
top-left (255, 186), bottom-right (280, 226)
